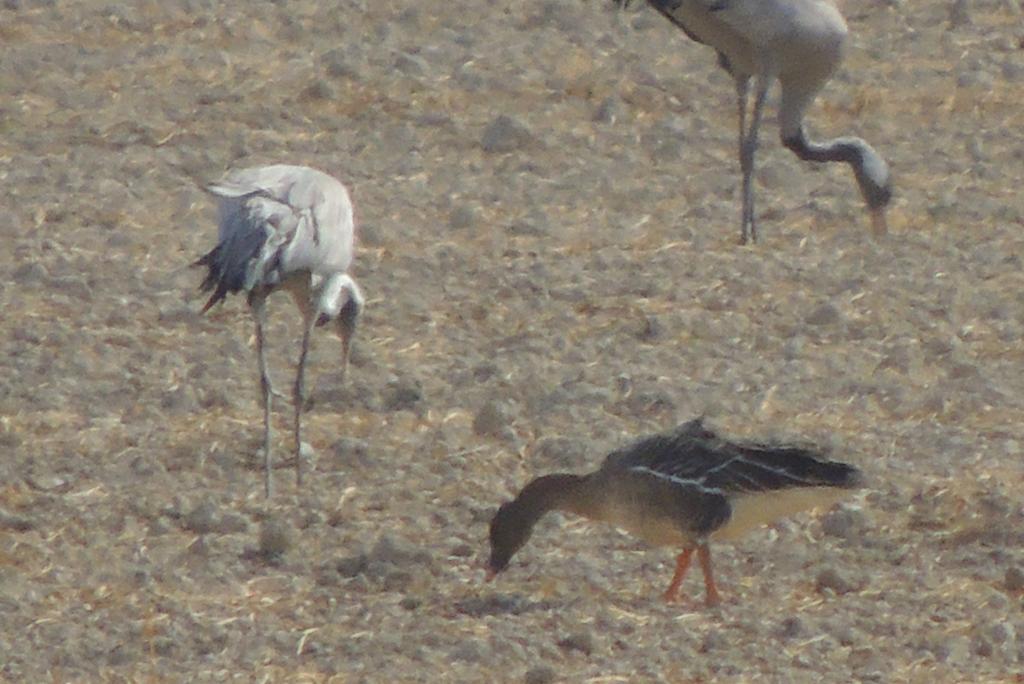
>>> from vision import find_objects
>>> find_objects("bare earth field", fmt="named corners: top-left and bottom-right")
top-left (2, 0), bottom-right (1024, 681)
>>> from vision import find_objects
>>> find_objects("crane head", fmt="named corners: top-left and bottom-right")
top-left (848, 138), bottom-right (892, 237)
top-left (314, 274), bottom-right (364, 380)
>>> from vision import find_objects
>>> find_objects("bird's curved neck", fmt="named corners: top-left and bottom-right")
top-left (510, 473), bottom-right (596, 524)
top-left (785, 127), bottom-right (862, 164)
top-left (783, 127), bottom-right (892, 210)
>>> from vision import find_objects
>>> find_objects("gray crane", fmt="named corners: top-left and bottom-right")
top-left (195, 164), bottom-right (364, 496)
top-left (618, 0), bottom-right (892, 243)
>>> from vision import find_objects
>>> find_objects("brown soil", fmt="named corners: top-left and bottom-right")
top-left (1, 0), bottom-right (1023, 681)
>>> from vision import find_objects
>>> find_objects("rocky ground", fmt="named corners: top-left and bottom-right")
top-left (1, 0), bottom-right (1024, 681)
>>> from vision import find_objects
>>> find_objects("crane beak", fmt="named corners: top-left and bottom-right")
top-left (337, 322), bottom-right (354, 381)
top-left (869, 207), bottom-right (888, 237)
top-left (330, 291), bottom-right (361, 382)
top-left (336, 315), bottom-right (357, 381)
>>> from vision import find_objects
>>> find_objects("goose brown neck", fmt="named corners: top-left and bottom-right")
top-left (511, 473), bottom-right (595, 521)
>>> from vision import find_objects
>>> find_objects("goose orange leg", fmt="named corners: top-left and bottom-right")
top-left (662, 547), bottom-right (695, 603)
top-left (697, 544), bottom-right (722, 607)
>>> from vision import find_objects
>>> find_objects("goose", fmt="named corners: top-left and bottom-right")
top-left (486, 419), bottom-right (863, 605)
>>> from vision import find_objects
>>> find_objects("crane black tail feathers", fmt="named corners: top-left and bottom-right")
top-left (193, 229), bottom-right (266, 313)
top-left (193, 245), bottom-right (232, 313)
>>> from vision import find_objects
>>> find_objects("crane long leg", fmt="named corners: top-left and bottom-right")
top-left (735, 76), bottom-right (750, 163)
top-left (662, 547), bottom-right (695, 603)
top-left (733, 76), bottom-right (751, 243)
top-left (739, 75), bottom-right (771, 245)
top-left (251, 297), bottom-right (274, 498)
top-left (697, 543), bottom-right (722, 607)
top-left (293, 314), bottom-right (316, 489)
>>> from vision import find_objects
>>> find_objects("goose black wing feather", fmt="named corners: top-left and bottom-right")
top-left (604, 419), bottom-right (862, 497)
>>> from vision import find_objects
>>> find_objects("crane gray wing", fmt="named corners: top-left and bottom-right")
top-left (213, 166), bottom-right (353, 275)
top-left (197, 165), bottom-right (355, 310)
top-left (197, 169), bottom-right (310, 309)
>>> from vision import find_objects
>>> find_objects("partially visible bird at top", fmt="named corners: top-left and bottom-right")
top-left (614, 0), bottom-right (892, 243)
top-left (194, 164), bottom-right (364, 497)
top-left (486, 418), bottom-right (863, 606)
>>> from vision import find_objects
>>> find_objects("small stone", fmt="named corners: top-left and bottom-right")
top-left (1003, 60), bottom-right (1024, 82)
top-left (524, 665), bottom-right (557, 684)
top-left (160, 386), bottom-right (199, 414)
top-left (508, 214), bottom-right (548, 236)
top-left (481, 115), bottom-right (534, 153)
top-left (557, 631), bottom-right (594, 656)
top-left (258, 518), bottom-right (292, 558)
top-left (986, 621), bottom-right (1015, 645)
top-left (776, 616), bottom-right (804, 640)
top-left (381, 378), bottom-right (423, 412)
top-left (330, 436), bottom-right (372, 469)
top-left (450, 542), bottom-right (474, 558)
top-left (217, 512), bottom-right (250, 534)
top-left (453, 61), bottom-right (485, 90)
top-left (186, 536), bottom-right (209, 558)
top-left (129, 455), bottom-right (166, 477)
top-left (455, 594), bottom-right (528, 617)
top-left (12, 262), bottom-right (48, 284)
top-left (806, 302), bottom-right (842, 326)
top-left (815, 566), bottom-right (855, 595)
top-left (380, 568), bottom-right (415, 592)
top-left (50, 275), bottom-right (92, 301)
top-left (781, 336), bottom-right (804, 360)
top-left (1004, 566), bottom-right (1024, 591)
top-left (821, 506), bottom-right (865, 540)
top-left (451, 641), bottom-right (484, 663)
top-left (637, 315), bottom-right (662, 341)
top-left (416, 112), bottom-right (450, 127)
top-left (449, 204), bottom-right (478, 230)
top-left (369, 534), bottom-right (432, 568)
top-left (0, 509), bottom-right (35, 532)
top-left (299, 510), bottom-right (323, 530)
top-left (473, 401), bottom-right (509, 437)
top-left (394, 52), bottom-right (428, 76)
top-left (299, 79), bottom-right (336, 102)
top-left (699, 630), bottom-right (727, 653)
top-left (532, 436), bottom-right (589, 473)
top-left (625, 390), bottom-right (675, 417)
top-left (472, 362), bottom-right (498, 382)
top-left (321, 48), bottom-right (358, 79)
top-left (986, 593), bottom-right (1009, 611)
top-left (847, 646), bottom-right (884, 673)
top-left (831, 623), bottom-right (858, 647)
top-left (949, 0), bottom-right (971, 27)
top-left (336, 553), bottom-right (369, 578)
top-left (157, 306), bottom-right (196, 325)
top-left (299, 441), bottom-right (316, 466)
top-left (593, 95), bottom-right (625, 124)
top-left (200, 387), bottom-right (237, 410)
top-left (945, 636), bottom-right (972, 664)
top-left (148, 518), bottom-right (171, 536)
top-left (183, 502), bottom-right (217, 534)
top-left (974, 637), bottom-right (994, 658)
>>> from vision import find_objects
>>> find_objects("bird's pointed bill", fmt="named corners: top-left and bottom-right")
top-left (870, 207), bottom-right (888, 236)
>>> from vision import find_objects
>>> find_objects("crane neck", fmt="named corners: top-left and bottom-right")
top-left (783, 126), bottom-right (892, 210)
